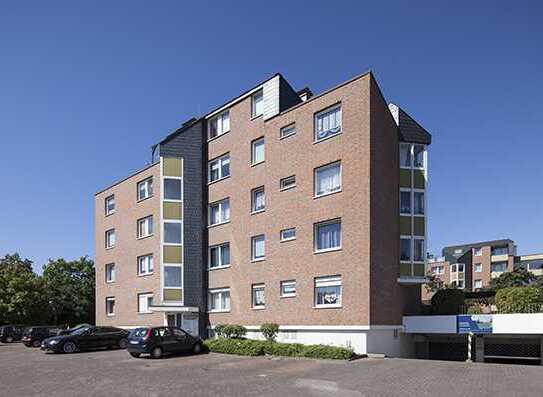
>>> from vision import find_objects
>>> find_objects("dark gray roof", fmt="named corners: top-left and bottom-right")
top-left (443, 239), bottom-right (514, 252)
top-left (397, 107), bottom-right (432, 145)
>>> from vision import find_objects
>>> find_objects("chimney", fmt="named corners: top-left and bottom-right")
top-left (297, 87), bottom-right (313, 102)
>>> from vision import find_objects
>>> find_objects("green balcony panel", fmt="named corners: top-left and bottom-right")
top-left (163, 289), bottom-right (183, 301)
top-left (400, 216), bottom-right (412, 235)
top-left (163, 157), bottom-right (183, 177)
top-left (413, 217), bottom-right (425, 236)
top-left (413, 263), bottom-right (425, 277)
top-left (413, 170), bottom-right (426, 189)
top-left (399, 169), bottom-right (411, 188)
top-left (163, 202), bottom-right (182, 220)
top-left (400, 262), bottom-right (412, 277)
top-left (163, 245), bottom-right (183, 263)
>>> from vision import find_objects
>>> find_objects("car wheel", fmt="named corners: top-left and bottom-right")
top-left (192, 342), bottom-right (202, 354)
top-left (33, 340), bottom-right (41, 348)
top-left (6, 337), bottom-right (13, 343)
top-left (62, 341), bottom-right (77, 353)
top-left (118, 338), bottom-right (128, 349)
top-left (129, 352), bottom-right (141, 358)
top-left (151, 346), bottom-right (163, 359)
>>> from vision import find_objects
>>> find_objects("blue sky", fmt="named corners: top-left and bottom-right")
top-left (0, 1), bottom-right (542, 271)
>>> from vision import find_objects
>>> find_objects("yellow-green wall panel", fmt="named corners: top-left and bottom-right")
top-left (413, 217), bottom-right (425, 236)
top-left (400, 263), bottom-right (412, 277)
top-left (400, 216), bottom-right (412, 235)
top-left (413, 263), bottom-right (425, 277)
top-left (399, 169), bottom-right (411, 188)
top-left (163, 157), bottom-right (183, 177)
top-left (163, 289), bottom-right (183, 301)
top-left (413, 170), bottom-right (426, 189)
top-left (163, 245), bottom-right (183, 263)
top-left (163, 202), bottom-right (182, 220)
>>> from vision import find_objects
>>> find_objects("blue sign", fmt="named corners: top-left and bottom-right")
top-left (457, 315), bottom-right (493, 334)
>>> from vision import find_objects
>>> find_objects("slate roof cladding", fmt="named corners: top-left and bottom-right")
top-left (396, 106), bottom-right (432, 145)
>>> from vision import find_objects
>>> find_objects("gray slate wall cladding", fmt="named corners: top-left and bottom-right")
top-left (159, 120), bottom-right (207, 332)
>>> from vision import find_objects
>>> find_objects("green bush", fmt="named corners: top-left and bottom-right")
top-left (214, 324), bottom-right (247, 339)
top-left (204, 338), bottom-right (353, 360)
top-left (495, 287), bottom-right (543, 313)
top-left (466, 305), bottom-right (482, 314)
top-left (260, 323), bottom-right (279, 342)
top-left (431, 288), bottom-right (465, 315)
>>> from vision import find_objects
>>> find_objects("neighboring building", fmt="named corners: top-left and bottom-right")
top-left (423, 239), bottom-right (542, 301)
top-left (94, 70), bottom-right (432, 355)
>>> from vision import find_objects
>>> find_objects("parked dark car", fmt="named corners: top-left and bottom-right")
top-left (22, 326), bottom-right (63, 348)
top-left (0, 325), bottom-right (25, 343)
top-left (57, 323), bottom-right (91, 336)
top-left (127, 327), bottom-right (202, 359)
top-left (41, 326), bottom-right (129, 353)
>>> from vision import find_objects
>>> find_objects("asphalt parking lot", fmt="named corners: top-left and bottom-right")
top-left (1, 343), bottom-right (542, 397)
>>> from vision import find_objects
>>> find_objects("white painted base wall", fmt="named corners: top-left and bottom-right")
top-left (213, 325), bottom-right (414, 357)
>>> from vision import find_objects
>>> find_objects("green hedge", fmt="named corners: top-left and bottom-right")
top-left (204, 338), bottom-right (353, 360)
top-left (495, 287), bottom-right (543, 313)
top-left (431, 288), bottom-right (465, 315)
top-left (214, 324), bottom-right (247, 339)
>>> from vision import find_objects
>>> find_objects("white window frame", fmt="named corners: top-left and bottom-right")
top-left (162, 264), bottom-right (183, 302)
top-left (280, 280), bottom-right (296, 298)
top-left (474, 263), bottom-right (482, 273)
top-left (105, 263), bottom-right (115, 283)
top-left (314, 275), bottom-right (342, 308)
top-left (137, 177), bottom-right (153, 201)
top-left (474, 280), bottom-right (482, 289)
top-left (251, 137), bottom-right (265, 165)
top-left (280, 228), bottom-right (296, 242)
top-left (432, 266), bottom-right (444, 275)
top-left (251, 90), bottom-right (264, 118)
top-left (208, 199), bottom-right (230, 226)
top-left (137, 216), bottom-right (154, 239)
top-left (314, 104), bottom-right (342, 143)
top-left (105, 229), bottom-right (116, 249)
top-left (208, 153), bottom-right (230, 183)
top-left (251, 186), bottom-right (265, 214)
top-left (399, 143), bottom-right (412, 169)
top-left (163, 220), bottom-right (183, 245)
top-left (208, 110), bottom-right (230, 140)
top-left (413, 237), bottom-right (425, 263)
top-left (400, 143), bottom-right (426, 170)
top-left (314, 161), bottom-right (342, 198)
top-left (105, 297), bottom-right (115, 316)
top-left (163, 177), bottom-right (183, 202)
top-left (280, 123), bottom-right (296, 139)
top-left (208, 243), bottom-right (230, 270)
top-left (413, 144), bottom-right (425, 169)
top-left (251, 284), bottom-right (265, 309)
top-left (314, 219), bottom-right (342, 253)
top-left (137, 292), bottom-right (154, 314)
top-left (413, 190), bottom-right (425, 216)
top-left (474, 247), bottom-right (483, 256)
top-left (137, 254), bottom-right (154, 276)
top-left (105, 195), bottom-right (115, 216)
top-left (251, 235), bottom-right (266, 262)
top-left (400, 236), bottom-right (412, 262)
top-left (208, 288), bottom-right (231, 313)
top-left (400, 188), bottom-right (412, 215)
top-left (280, 175), bottom-right (296, 191)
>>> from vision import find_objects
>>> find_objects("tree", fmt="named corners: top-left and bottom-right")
top-left (424, 272), bottom-right (444, 293)
top-left (495, 287), bottom-right (543, 313)
top-left (487, 268), bottom-right (537, 291)
top-left (42, 257), bottom-right (95, 326)
top-left (431, 289), bottom-right (465, 315)
top-left (0, 253), bottom-right (49, 325)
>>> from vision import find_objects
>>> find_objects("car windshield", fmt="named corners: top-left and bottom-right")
top-left (71, 326), bottom-right (92, 336)
top-left (132, 328), bottom-right (149, 337)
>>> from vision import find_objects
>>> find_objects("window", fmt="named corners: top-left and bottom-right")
top-left (137, 216), bottom-right (153, 238)
top-left (400, 190), bottom-right (411, 215)
top-left (414, 191), bottom-right (425, 215)
top-left (209, 243), bottom-right (230, 269)
top-left (280, 123), bottom-right (296, 139)
top-left (251, 235), bottom-right (265, 261)
top-left (164, 221), bottom-right (182, 244)
top-left (474, 263), bottom-right (482, 273)
top-left (457, 280), bottom-right (465, 289)
top-left (491, 247), bottom-right (508, 256)
top-left (164, 266), bottom-right (182, 288)
top-left (315, 162), bottom-right (341, 197)
top-left (280, 280), bottom-right (296, 297)
top-left (314, 104), bottom-right (341, 142)
top-left (105, 229), bottom-right (116, 249)
top-left (208, 154), bottom-right (230, 183)
top-left (528, 262), bottom-right (543, 271)
top-left (280, 175), bottom-right (296, 191)
top-left (251, 90), bottom-right (263, 118)
top-left (451, 264), bottom-right (457, 273)
top-left (414, 145), bottom-right (425, 168)
top-left (491, 262), bottom-right (507, 273)
top-left (137, 178), bottom-right (153, 201)
top-left (251, 186), bottom-right (265, 213)
top-left (314, 276), bottom-right (342, 307)
top-left (400, 144), bottom-right (412, 168)
top-left (138, 293), bottom-right (154, 314)
top-left (105, 263), bottom-right (115, 283)
top-left (252, 284), bottom-right (265, 308)
top-left (432, 266), bottom-right (444, 275)
top-left (400, 237), bottom-right (411, 261)
top-left (209, 199), bottom-right (230, 226)
top-left (474, 280), bottom-right (482, 289)
top-left (105, 195), bottom-right (115, 216)
top-left (251, 137), bottom-right (265, 165)
top-left (314, 219), bottom-right (341, 252)
top-left (164, 178), bottom-right (182, 201)
top-left (138, 254), bottom-right (154, 276)
top-left (280, 228), bottom-right (296, 242)
top-left (208, 288), bottom-right (230, 312)
top-left (208, 110), bottom-right (230, 139)
top-left (474, 248), bottom-right (483, 256)
top-left (105, 297), bottom-right (115, 316)
top-left (457, 264), bottom-right (465, 272)
top-left (414, 239), bottom-right (425, 262)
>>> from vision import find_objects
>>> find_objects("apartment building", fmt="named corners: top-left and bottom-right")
top-left (94, 70), bottom-right (432, 355)
top-left (423, 239), bottom-right (543, 301)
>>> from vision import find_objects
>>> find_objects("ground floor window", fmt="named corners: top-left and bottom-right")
top-left (137, 293), bottom-right (154, 314)
top-left (252, 284), bottom-right (265, 309)
top-left (105, 297), bottom-right (115, 316)
top-left (314, 276), bottom-right (342, 307)
top-left (208, 288), bottom-right (230, 312)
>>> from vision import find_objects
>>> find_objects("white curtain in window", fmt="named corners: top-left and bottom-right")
top-left (316, 164), bottom-right (340, 195)
top-left (253, 237), bottom-right (265, 258)
top-left (254, 288), bottom-right (265, 305)
top-left (317, 222), bottom-right (341, 250)
top-left (221, 291), bottom-right (230, 310)
top-left (254, 190), bottom-right (265, 210)
top-left (221, 201), bottom-right (230, 222)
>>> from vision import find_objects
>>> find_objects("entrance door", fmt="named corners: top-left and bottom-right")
top-left (182, 314), bottom-right (199, 336)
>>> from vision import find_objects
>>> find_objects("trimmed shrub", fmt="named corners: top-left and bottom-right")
top-left (204, 338), bottom-right (265, 356)
top-left (495, 287), bottom-right (543, 313)
top-left (302, 344), bottom-right (354, 360)
top-left (214, 324), bottom-right (247, 339)
top-left (466, 305), bottom-right (482, 315)
top-left (431, 288), bottom-right (465, 315)
top-left (260, 323), bottom-right (279, 342)
top-left (265, 342), bottom-right (307, 357)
